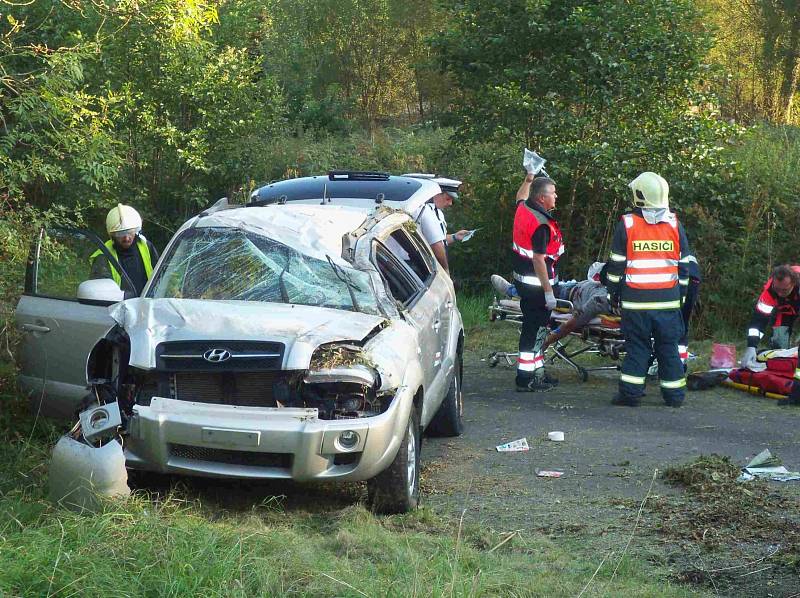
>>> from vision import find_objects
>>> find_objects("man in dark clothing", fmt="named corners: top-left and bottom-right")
top-left (511, 173), bottom-right (565, 392)
top-left (605, 172), bottom-right (692, 407)
top-left (90, 204), bottom-right (159, 297)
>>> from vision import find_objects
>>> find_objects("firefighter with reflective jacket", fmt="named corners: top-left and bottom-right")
top-left (605, 172), bottom-right (692, 407)
top-left (511, 173), bottom-right (564, 392)
top-left (739, 264), bottom-right (800, 370)
top-left (90, 204), bottom-right (159, 296)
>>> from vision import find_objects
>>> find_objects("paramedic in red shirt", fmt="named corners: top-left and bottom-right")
top-left (511, 173), bottom-right (564, 392)
top-left (740, 264), bottom-right (800, 370)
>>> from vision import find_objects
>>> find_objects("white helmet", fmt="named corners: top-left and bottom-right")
top-left (106, 204), bottom-right (142, 236)
top-left (629, 172), bottom-right (669, 209)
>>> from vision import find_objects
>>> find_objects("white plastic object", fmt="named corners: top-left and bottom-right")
top-left (49, 436), bottom-right (130, 512)
top-left (79, 401), bottom-right (122, 442)
top-left (547, 431), bottom-right (565, 442)
top-left (523, 148), bottom-right (546, 175)
top-left (77, 278), bottom-right (125, 304)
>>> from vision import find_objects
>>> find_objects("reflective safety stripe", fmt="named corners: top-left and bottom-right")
top-left (679, 278), bottom-right (689, 286)
top-left (625, 273), bottom-right (678, 284)
top-left (623, 214), bottom-right (634, 229)
top-left (606, 273), bottom-right (621, 283)
top-left (620, 373), bottom-right (645, 385)
top-left (512, 242), bottom-right (534, 258)
top-left (621, 300), bottom-right (681, 310)
top-left (513, 272), bottom-right (556, 287)
top-left (748, 328), bottom-right (764, 338)
top-left (627, 259), bottom-right (678, 269)
top-left (660, 378), bottom-right (686, 389)
top-left (517, 353), bottom-right (544, 372)
top-left (685, 255), bottom-right (698, 263)
top-left (795, 369), bottom-right (800, 381)
top-left (610, 252), bottom-right (627, 262)
top-left (756, 301), bottom-right (774, 315)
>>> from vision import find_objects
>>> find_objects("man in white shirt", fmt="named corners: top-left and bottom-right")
top-left (414, 177), bottom-right (469, 273)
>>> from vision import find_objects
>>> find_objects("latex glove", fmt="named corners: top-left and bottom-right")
top-left (544, 291), bottom-right (557, 311)
top-left (740, 346), bottom-right (757, 370)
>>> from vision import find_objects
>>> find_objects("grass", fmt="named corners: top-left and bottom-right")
top-left (0, 358), bottom-right (703, 597)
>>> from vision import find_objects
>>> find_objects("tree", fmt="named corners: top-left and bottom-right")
top-left (437, 0), bottom-right (732, 270)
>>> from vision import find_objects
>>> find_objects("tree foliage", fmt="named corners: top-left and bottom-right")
top-left (2, 0), bottom-right (800, 339)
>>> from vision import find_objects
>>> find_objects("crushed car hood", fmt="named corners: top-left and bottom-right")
top-left (110, 298), bottom-right (387, 370)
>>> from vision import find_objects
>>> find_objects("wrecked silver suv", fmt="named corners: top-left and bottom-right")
top-left (16, 173), bottom-right (464, 513)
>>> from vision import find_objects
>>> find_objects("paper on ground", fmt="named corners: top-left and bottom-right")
top-left (738, 448), bottom-right (800, 482)
top-left (496, 438), bottom-right (529, 452)
top-left (536, 470), bottom-right (563, 478)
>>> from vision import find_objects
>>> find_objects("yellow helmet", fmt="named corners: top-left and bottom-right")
top-left (629, 172), bottom-right (669, 209)
top-left (106, 204), bottom-right (142, 236)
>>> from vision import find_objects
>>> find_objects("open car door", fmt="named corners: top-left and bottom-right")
top-left (15, 227), bottom-right (134, 419)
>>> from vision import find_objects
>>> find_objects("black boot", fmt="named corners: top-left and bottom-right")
top-left (611, 393), bottom-right (640, 407)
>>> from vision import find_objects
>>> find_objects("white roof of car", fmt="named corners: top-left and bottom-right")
top-left (189, 204), bottom-right (371, 265)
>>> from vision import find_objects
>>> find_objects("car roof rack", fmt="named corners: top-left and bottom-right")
top-left (328, 170), bottom-right (390, 181)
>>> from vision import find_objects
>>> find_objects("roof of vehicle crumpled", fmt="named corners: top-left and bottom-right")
top-left (192, 204), bottom-right (370, 265)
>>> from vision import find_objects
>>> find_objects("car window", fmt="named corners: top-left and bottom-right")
top-left (374, 241), bottom-right (423, 306)
top-left (385, 229), bottom-right (433, 285)
top-left (147, 227), bottom-right (381, 315)
top-left (31, 229), bottom-right (106, 300)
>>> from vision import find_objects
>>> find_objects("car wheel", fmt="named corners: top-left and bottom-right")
top-left (367, 407), bottom-right (420, 514)
top-left (426, 353), bottom-right (464, 437)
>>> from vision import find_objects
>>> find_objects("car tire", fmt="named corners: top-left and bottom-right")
top-left (426, 353), bottom-right (464, 437)
top-left (367, 407), bottom-right (420, 514)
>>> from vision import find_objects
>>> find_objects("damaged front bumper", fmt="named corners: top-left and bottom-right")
top-left (124, 385), bottom-right (413, 482)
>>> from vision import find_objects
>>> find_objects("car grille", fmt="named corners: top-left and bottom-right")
top-left (170, 444), bottom-right (292, 469)
top-left (172, 371), bottom-right (280, 406)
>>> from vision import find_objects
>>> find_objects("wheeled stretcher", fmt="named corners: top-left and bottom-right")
top-left (487, 297), bottom-right (625, 381)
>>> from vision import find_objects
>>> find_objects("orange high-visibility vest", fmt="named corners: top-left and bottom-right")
top-left (623, 213), bottom-right (680, 291)
top-left (512, 202), bottom-right (564, 285)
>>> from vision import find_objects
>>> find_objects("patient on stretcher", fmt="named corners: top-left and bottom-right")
top-left (491, 262), bottom-right (617, 348)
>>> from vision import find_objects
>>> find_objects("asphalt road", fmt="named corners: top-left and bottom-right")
top-left (421, 350), bottom-right (800, 596)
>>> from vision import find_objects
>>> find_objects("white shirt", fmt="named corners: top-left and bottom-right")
top-left (416, 202), bottom-right (447, 246)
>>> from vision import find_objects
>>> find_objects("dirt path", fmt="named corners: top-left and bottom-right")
top-left (421, 351), bottom-right (800, 597)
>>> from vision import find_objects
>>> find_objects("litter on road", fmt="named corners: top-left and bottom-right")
top-left (496, 438), bottom-right (530, 452)
top-left (547, 431), bottom-right (565, 442)
top-left (738, 449), bottom-right (800, 482)
top-left (536, 470), bottom-right (564, 478)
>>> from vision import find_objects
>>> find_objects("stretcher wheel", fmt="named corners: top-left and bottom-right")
top-left (487, 352), bottom-right (499, 368)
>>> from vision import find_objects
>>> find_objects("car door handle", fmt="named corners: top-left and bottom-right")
top-left (21, 323), bottom-right (51, 333)
top-left (433, 320), bottom-right (441, 332)
top-left (445, 300), bottom-right (453, 308)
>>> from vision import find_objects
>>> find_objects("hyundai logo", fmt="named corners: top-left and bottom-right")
top-left (203, 348), bottom-right (231, 363)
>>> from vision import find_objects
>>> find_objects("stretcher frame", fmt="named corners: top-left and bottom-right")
top-left (487, 297), bottom-right (625, 381)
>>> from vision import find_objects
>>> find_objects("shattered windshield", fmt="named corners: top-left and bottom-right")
top-left (147, 227), bottom-right (381, 314)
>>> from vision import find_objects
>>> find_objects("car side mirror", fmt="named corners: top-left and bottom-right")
top-left (77, 279), bottom-right (125, 306)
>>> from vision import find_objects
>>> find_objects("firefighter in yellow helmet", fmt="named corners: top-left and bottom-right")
top-left (605, 172), bottom-right (693, 407)
top-left (90, 204), bottom-right (159, 296)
